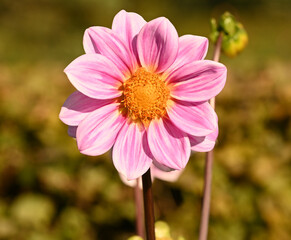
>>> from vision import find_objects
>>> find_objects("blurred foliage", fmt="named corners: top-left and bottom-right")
top-left (1, 0), bottom-right (291, 239)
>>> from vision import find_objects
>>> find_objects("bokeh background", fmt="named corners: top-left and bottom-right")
top-left (1, 0), bottom-right (291, 239)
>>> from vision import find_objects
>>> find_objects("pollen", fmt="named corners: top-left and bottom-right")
top-left (122, 68), bottom-right (170, 124)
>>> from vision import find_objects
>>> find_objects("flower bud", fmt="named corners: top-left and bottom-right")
top-left (210, 11), bottom-right (248, 57)
top-left (219, 12), bottom-right (236, 36)
top-left (233, 27), bottom-right (248, 53)
top-left (221, 35), bottom-right (237, 57)
top-left (209, 18), bottom-right (219, 44)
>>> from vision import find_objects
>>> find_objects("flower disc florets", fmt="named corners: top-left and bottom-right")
top-left (122, 68), bottom-right (170, 124)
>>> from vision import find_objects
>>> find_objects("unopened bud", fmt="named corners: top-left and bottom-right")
top-left (210, 11), bottom-right (248, 57)
top-left (209, 18), bottom-right (219, 44)
top-left (219, 12), bottom-right (236, 36)
top-left (233, 26), bottom-right (248, 53)
top-left (221, 35), bottom-right (237, 57)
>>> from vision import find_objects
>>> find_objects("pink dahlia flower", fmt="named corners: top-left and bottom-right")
top-left (59, 10), bottom-right (226, 180)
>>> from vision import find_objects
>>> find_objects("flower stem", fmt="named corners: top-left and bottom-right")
top-left (198, 32), bottom-right (223, 240)
top-left (213, 32), bottom-right (223, 63)
top-left (142, 169), bottom-right (156, 240)
top-left (134, 178), bottom-right (145, 238)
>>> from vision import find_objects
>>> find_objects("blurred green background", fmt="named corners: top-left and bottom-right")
top-left (0, 0), bottom-right (291, 239)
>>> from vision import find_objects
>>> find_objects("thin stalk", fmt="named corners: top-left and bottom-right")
top-left (213, 33), bottom-right (223, 63)
top-left (142, 169), bottom-right (156, 240)
top-left (198, 32), bottom-right (223, 240)
top-left (134, 178), bottom-right (145, 238)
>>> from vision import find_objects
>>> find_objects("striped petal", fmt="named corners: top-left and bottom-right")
top-left (167, 100), bottom-right (217, 136)
top-left (164, 35), bottom-right (208, 77)
top-left (189, 127), bottom-right (218, 152)
top-left (112, 10), bottom-right (146, 63)
top-left (148, 118), bottom-right (191, 170)
top-left (83, 27), bottom-right (136, 76)
top-left (169, 60), bottom-right (227, 102)
top-left (137, 17), bottom-right (178, 73)
top-left (59, 91), bottom-right (111, 126)
top-left (113, 122), bottom-right (153, 180)
top-left (76, 103), bottom-right (126, 156)
top-left (64, 54), bottom-right (124, 99)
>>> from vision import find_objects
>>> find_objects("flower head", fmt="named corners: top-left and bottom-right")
top-left (60, 10), bottom-right (226, 180)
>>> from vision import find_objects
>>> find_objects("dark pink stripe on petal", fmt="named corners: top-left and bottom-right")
top-left (137, 17), bottom-right (179, 73)
top-left (167, 100), bottom-right (217, 136)
top-left (64, 54), bottom-right (124, 100)
top-left (59, 91), bottom-right (112, 126)
top-left (169, 60), bottom-right (227, 102)
top-left (113, 122), bottom-right (153, 180)
top-left (76, 103), bottom-right (126, 156)
top-left (83, 27), bottom-right (136, 76)
top-left (148, 118), bottom-right (191, 170)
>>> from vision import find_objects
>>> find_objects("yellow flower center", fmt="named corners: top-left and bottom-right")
top-left (122, 68), bottom-right (170, 124)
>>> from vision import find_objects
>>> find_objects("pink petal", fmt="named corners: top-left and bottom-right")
top-left (189, 127), bottom-right (219, 152)
top-left (68, 126), bottom-right (77, 138)
top-left (59, 91), bottom-right (112, 126)
top-left (169, 60), bottom-right (227, 102)
top-left (83, 27), bottom-right (136, 76)
top-left (148, 118), bottom-right (191, 170)
top-left (167, 100), bottom-right (217, 136)
top-left (113, 122), bottom-right (153, 180)
top-left (151, 165), bottom-right (183, 182)
top-left (119, 174), bottom-right (142, 188)
top-left (164, 35), bottom-right (208, 76)
top-left (76, 103), bottom-right (126, 156)
top-left (137, 17), bottom-right (179, 73)
top-left (64, 54), bottom-right (124, 99)
top-left (112, 10), bottom-right (146, 63)
top-left (152, 159), bottom-right (174, 172)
